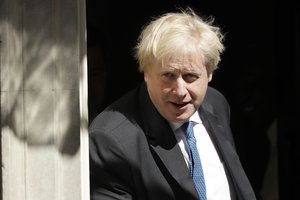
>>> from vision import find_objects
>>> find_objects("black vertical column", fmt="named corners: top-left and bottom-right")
top-left (276, 2), bottom-right (300, 199)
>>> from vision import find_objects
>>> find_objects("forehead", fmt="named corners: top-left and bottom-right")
top-left (162, 51), bottom-right (205, 69)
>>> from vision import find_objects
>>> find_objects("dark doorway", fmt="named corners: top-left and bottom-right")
top-left (86, 1), bottom-right (299, 199)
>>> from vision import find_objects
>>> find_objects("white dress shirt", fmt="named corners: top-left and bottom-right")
top-left (169, 111), bottom-right (231, 200)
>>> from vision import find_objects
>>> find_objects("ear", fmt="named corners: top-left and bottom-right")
top-left (144, 72), bottom-right (149, 83)
top-left (208, 73), bottom-right (213, 82)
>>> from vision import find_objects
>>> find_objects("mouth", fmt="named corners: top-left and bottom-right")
top-left (171, 101), bottom-right (190, 109)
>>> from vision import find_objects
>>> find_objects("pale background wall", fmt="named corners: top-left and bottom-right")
top-left (0, 0), bottom-right (89, 199)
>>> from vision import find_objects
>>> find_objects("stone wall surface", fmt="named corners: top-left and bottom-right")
top-left (0, 0), bottom-right (89, 199)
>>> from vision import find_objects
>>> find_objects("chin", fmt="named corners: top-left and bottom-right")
top-left (172, 114), bottom-right (191, 122)
top-left (164, 109), bottom-right (194, 122)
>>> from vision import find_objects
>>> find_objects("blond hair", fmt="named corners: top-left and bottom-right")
top-left (134, 8), bottom-right (225, 73)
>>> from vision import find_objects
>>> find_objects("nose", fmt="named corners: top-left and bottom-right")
top-left (173, 77), bottom-right (187, 97)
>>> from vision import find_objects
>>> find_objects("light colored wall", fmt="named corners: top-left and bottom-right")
top-left (0, 0), bottom-right (89, 199)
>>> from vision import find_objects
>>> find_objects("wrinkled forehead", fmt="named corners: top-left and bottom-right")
top-left (161, 48), bottom-right (205, 69)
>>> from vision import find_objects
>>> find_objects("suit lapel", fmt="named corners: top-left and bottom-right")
top-left (199, 107), bottom-right (235, 163)
top-left (149, 139), bottom-right (199, 199)
top-left (200, 106), bottom-right (255, 200)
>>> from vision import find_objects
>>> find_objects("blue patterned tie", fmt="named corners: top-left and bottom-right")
top-left (182, 121), bottom-right (207, 200)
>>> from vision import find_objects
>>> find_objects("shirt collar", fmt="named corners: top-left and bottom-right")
top-left (168, 110), bottom-right (202, 132)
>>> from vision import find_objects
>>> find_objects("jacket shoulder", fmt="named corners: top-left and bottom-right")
top-left (203, 86), bottom-right (230, 113)
top-left (89, 86), bottom-right (140, 135)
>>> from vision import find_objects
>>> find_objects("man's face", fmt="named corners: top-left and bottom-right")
top-left (144, 53), bottom-right (212, 122)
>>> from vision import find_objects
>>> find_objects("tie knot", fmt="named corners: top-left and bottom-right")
top-left (182, 121), bottom-right (195, 139)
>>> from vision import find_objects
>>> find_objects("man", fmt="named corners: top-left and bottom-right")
top-left (89, 8), bottom-right (256, 200)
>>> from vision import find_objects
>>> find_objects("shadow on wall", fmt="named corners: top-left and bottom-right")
top-left (0, 0), bottom-right (84, 156)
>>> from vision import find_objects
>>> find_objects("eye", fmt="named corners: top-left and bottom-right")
top-left (162, 72), bottom-right (176, 79)
top-left (182, 73), bottom-right (199, 83)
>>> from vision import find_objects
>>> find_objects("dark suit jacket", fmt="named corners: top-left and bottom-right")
top-left (89, 82), bottom-right (256, 200)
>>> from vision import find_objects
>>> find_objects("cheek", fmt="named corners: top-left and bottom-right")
top-left (150, 80), bottom-right (169, 94)
top-left (148, 81), bottom-right (164, 99)
top-left (190, 83), bottom-right (208, 100)
top-left (162, 87), bottom-right (172, 94)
